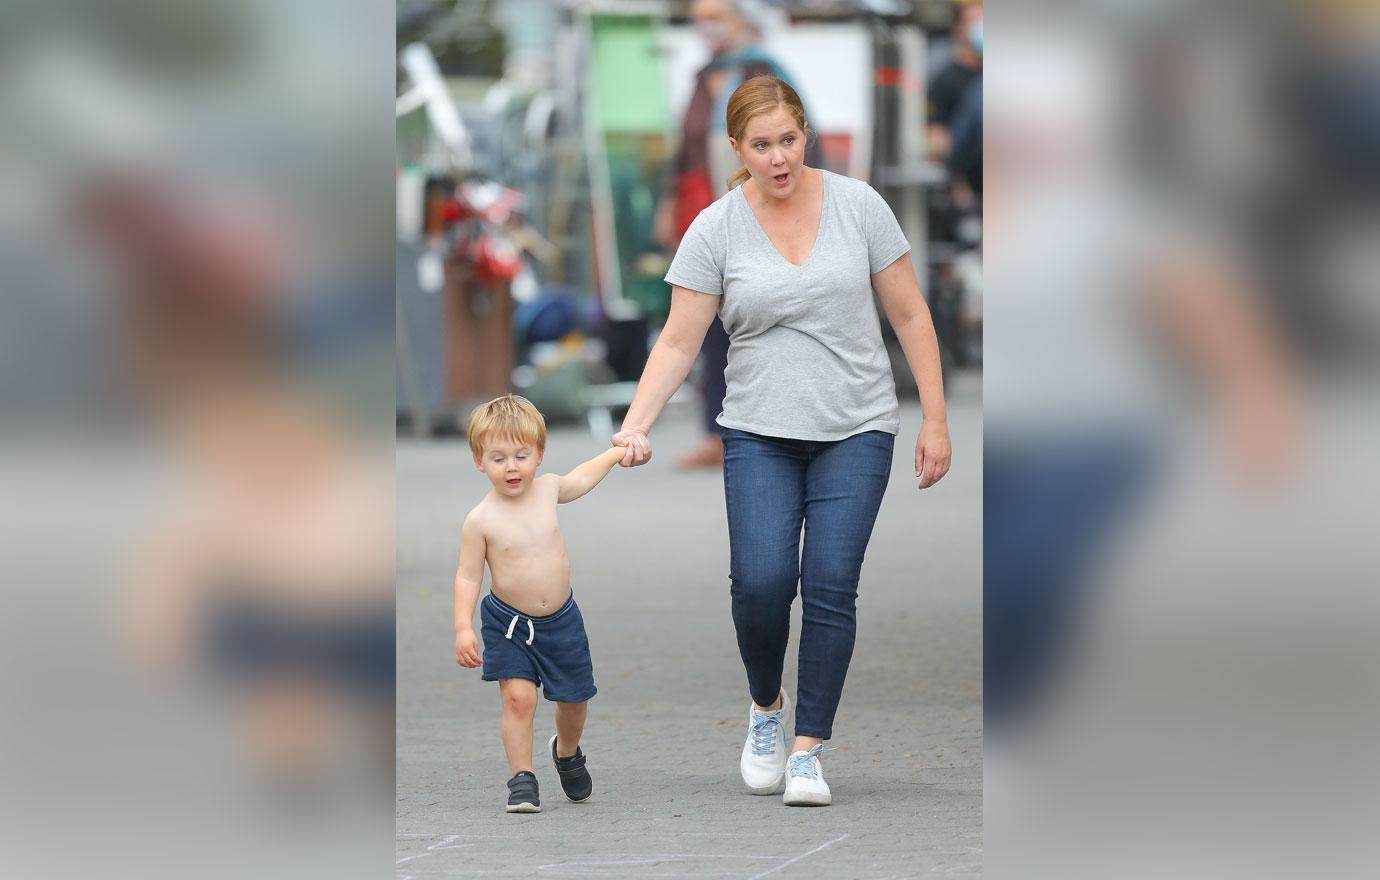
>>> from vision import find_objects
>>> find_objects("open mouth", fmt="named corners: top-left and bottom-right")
top-left (773, 172), bottom-right (790, 186)
top-left (505, 478), bottom-right (522, 488)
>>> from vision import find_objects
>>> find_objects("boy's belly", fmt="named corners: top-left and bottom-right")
top-left (489, 555), bottom-right (571, 616)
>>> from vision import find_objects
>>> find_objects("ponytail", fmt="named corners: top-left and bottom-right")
top-left (727, 166), bottom-right (751, 190)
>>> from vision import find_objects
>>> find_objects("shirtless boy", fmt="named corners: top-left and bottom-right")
top-left (454, 394), bottom-right (625, 812)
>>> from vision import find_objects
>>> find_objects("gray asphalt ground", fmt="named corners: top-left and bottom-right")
top-left (397, 371), bottom-right (982, 878)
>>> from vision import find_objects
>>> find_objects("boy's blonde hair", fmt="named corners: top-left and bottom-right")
top-left (467, 394), bottom-right (547, 458)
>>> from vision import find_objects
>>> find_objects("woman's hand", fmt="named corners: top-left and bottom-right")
top-left (612, 428), bottom-right (653, 467)
top-left (916, 419), bottom-right (952, 489)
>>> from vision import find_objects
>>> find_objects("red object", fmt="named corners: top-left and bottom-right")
top-left (673, 170), bottom-right (715, 241)
top-left (469, 233), bottom-right (521, 283)
top-left (874, 67), bottom-right (920, 90)
top-left (440, 198), bottom-right (465, 223)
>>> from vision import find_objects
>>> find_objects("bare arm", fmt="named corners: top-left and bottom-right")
top-left (556, 447), bottom-right (627, 503)
top-left (453, 512), bottom-right (485, 667)
top-left (1146, 246), bottom-right (1298, 480)
top-left (124, 523), bottom-right (204, 675)
top-left (873, 254), bottom-right (953, 489)
top-left (613, 286), bottom-right (721, 466)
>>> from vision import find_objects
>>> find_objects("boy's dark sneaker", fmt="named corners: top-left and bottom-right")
top-left (548, 734), bottom-right (593, 802)
top-left (505, 771), bottom-right (540, 813)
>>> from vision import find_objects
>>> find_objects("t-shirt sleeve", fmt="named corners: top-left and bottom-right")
top-left (863, 184), bottom-right (912, 273)
top-left (664, 207), bottom-right (725, 295)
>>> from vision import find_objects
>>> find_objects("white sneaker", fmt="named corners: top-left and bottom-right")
top-left (783, 744), bottom-right (835, 806)
top-left (739, 690), bottom-right (791, 795)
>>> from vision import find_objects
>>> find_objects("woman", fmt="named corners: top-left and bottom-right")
top-left (658, 0), bottom-right (818, 468)
top-left (613, 76), bottom-right (952, 806)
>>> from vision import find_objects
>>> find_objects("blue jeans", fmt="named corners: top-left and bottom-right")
top-left (722, 427), bottom-right (894, 740)
top-left (984, 437), bottom-right (1152, 731)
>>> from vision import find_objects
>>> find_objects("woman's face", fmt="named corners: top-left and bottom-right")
top-left (729, 106), bottom-right (807, 200)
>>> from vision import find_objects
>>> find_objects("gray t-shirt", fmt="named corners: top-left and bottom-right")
top-left (664, 169), bottom-right (912, 441)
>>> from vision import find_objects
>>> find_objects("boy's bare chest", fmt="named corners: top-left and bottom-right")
top-left (487, 510), bottom-right (563, 560)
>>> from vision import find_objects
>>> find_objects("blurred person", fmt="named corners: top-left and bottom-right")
top-left (656, 0), bottom-right (821, 469)
top-left (926, 1), bottom-right (983, 166)
top-left (947, 67), bottom-right (982, 201)
top-left (928, 1), bottom-right (983, 247)
top-left (129, 381), bottom-right (396, 790)
top-left (453, 395), bottom-right (626, 813)
top-left (91, 175), bottom-right (396, 795)
top-left (983, 35), bottom-right (1298, 734)
top-left (982, 10), bottom-right (1379, 880)
top-left (1257, 2), bottom-right (1380, 358)
top-left (614, 76), bottom-right (952, 807)
top-left (0, 3), bottom-right (393, 876)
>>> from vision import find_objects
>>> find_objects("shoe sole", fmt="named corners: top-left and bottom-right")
top-left (783, 793), bottom-right (831, 806)
top-left (505, 802), bottom-right (541, 813)
top-left (549, 734), bottom-right (592, 803)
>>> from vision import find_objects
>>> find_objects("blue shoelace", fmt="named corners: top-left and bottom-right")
top-left (749, 708), bottom-right (785, 755)
top-left (787, 744), bottom-right (836, 780)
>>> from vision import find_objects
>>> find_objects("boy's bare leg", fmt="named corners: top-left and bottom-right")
top-left (499, 678), bottom-right (538, 775)
top-left (553, 700), bottom-right (588, 757)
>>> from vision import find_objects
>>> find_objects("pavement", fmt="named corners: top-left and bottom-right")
top-left (396, 371), bottom-right (983, 878)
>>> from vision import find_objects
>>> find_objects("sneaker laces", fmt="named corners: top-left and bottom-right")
top-left (787, 744), bottom-right (835, 780)
top-left (749, 707), bottom-right (785, 755)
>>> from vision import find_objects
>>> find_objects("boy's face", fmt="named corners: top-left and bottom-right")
top-left (475, 437), bottom-right (543, 498)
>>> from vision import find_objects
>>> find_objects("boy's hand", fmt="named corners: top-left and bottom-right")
top-left (455, 629), bottom-right (482, 668)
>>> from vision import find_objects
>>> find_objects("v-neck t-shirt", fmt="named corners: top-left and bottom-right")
top-left (664, 169), bottom-right (912, 441)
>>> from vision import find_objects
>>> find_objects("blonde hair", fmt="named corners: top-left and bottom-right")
top-left (466, 394), bottom-right (546, 458)
top-left (725, 75), bottom-right (809, 190)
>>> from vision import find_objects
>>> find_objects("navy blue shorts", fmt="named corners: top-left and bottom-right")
top-left (479, 591), bottom-right (597, 703)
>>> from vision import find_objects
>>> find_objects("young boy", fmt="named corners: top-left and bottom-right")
top-left (454, 394), bottom-right (626, 813)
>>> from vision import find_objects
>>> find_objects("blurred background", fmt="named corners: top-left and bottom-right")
top-left (394, 0), bottom-right (983, 445)
top-left (984, 2), bottom-right (1380, 878)
top-left (0, 2), bottom-right (394, 879)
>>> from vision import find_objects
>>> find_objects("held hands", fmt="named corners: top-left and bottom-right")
top-left (455, 629), bottom-right (481, 668)
top-left (611, 428), bottom-right (652, 468)
top-left (916, 419), bottom-right (952, 490)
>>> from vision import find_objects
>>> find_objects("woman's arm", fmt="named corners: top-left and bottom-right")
top-left (873, 254), bottom-right (953, 489)
top-left (612, 286), bottom-right (721, 467)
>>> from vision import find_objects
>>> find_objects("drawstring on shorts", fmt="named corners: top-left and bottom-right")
top-left (504, 612), bottom-right (535, 646)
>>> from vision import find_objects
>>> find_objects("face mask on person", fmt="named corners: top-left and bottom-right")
top-left (697, 20), bottom-right (731, 53)
top-left (968, 21), bottom-right (984, 54)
